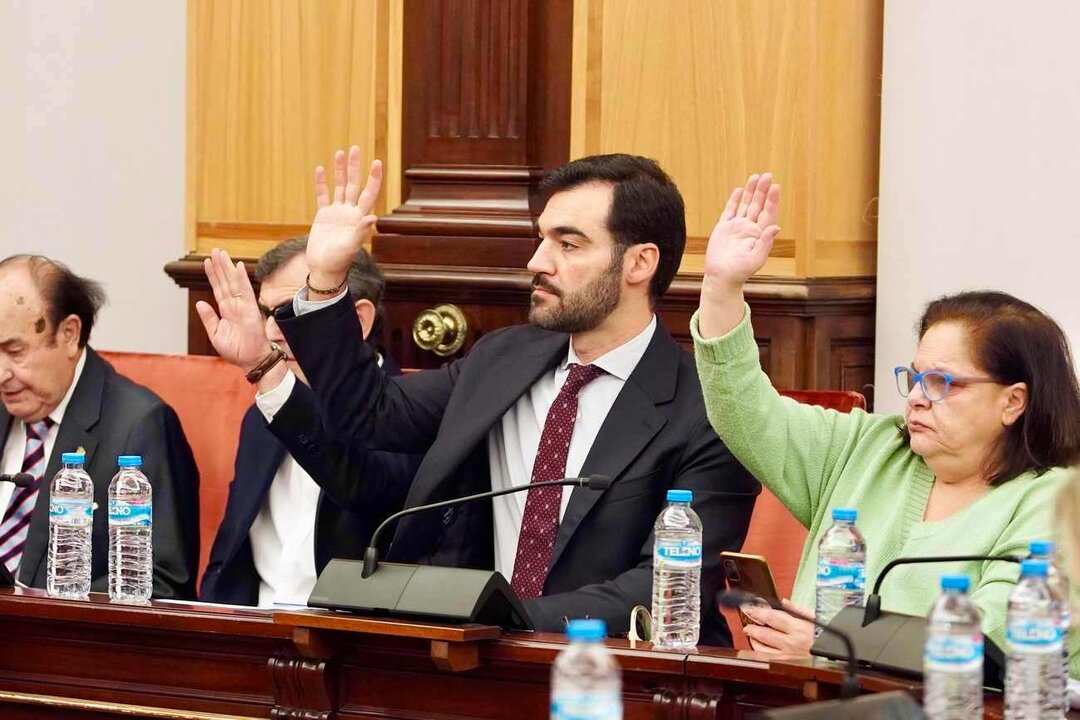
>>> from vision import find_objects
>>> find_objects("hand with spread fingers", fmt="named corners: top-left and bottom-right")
top-left (741, 598), bottom-right (816, 655)
top-left (698, 173), bottom-right (781, 338)
top-left (306, 145), bottom-right (383, 293)
top-left (194, 248), bottom-right (270, 373)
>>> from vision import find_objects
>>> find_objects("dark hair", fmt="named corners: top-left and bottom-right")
top-left (913, 290), bottom-right (1080, 485)
top-left (539, 154), bottom-right (686, 301)
top-left (0, 254), bottom-right (106, 348)
top-left (255, 237), bottom-right (386, 340)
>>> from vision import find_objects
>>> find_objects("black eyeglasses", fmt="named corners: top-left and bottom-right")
top-left (258, 300), bottom-right (292, 319)
top-left (893, 366), bottom-right (999, 403)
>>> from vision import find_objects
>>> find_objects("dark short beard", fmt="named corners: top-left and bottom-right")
top-left (528, 247), bottom-right (624, 333)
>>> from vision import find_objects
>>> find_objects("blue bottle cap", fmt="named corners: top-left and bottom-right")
top-left (566, 618), bottom-right (606, 642)
top-left (832, 507), bottom-right (857, 522)
top-left (667, 489), bottom-right (693, 503)
top-left (940, 574), bottom-right (970, 592)
top-left (1029, 539), bottom-right (1055, 556)
top-left (61, 452), bottom-right (85, 464)
top-left (117, 455), bottom-right (142, 467)
top-left (1021, 559), bottom-right (1049, 577)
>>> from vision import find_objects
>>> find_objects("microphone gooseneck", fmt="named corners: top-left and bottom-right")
top-left (862, 553), bottom-right (1023, 625)
top-left (360, 474), bottom-right (611, 579)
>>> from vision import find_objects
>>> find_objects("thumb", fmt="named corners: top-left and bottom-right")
top-left (194, 300), bottom-right (220, 337)
top-left (762, 225), bottom-right (781, 245)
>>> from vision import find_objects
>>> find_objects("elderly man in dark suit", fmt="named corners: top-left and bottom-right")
top-left (198, 150), bottom-right (759, 646)
top-left (200, 239), bottom-right (420, 606)
top-left (0, 255), bottom-right (199, 597)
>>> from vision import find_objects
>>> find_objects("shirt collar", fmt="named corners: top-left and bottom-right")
top-left (563, 315), bottom-right (657, 382)
top-left (48, 349), bottom-right (87, 427)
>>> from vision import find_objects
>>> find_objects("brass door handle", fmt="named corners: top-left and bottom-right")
top-left (412, 304), bottom-right (468, 356)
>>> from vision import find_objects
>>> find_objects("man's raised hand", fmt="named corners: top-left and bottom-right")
top-left (195, 248), bottom-right (269, 372)
top-left (306, 146), bottom-right (383, 290)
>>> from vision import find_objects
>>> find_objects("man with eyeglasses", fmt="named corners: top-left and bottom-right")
top-left (200, 238), bottom-right (421, 607)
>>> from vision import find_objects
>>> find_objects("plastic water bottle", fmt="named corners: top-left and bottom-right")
top-left (815, 508), bottom-right (866, 629)
top-left (108, 455), bottom-right (153, 602)
top-left (651, 489), bottom-right (702, 651)
top-left (923, 574), bottom-right (984, 719)
top-left (550, 619), bottom-right (622, 720)
top-left (1005, 559), bottom-right (1065, 719)
top-left (1029, 540), bottom-right (1070, 713)
top-left (46, 452), bottom-right (94, 599)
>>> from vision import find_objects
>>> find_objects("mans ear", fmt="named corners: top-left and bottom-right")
top-left (56, 314), bottom-right (82, 357)
top-left (354, 299), bottom-right (376, 340)
top-left (1001, 382), bottom-right (1028, 427)
top-left (625, 243), bottom-right (659, 289)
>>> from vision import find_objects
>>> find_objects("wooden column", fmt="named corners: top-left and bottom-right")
top-left (374, 0), bottom-right (574, 269)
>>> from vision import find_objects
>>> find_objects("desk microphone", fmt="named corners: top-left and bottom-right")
top-left (362, 474), bottom-right (612, 577)
top-left (814, 552), bottom-right (1022, 691)
top-left (308, 474), bottom-right (612, 628)
top-left (0, 473), bottom-right (34, 488)
top-left (862, 553), bottom-right (1023, 625)
top-left (719, 589), bottom-right (860, 699)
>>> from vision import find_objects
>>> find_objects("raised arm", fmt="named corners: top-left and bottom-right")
top-left (693, 175), bottom-right (882, 525)
top-left (698, 173), bottom-right (781, 339)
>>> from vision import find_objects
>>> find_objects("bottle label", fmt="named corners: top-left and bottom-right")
top-left (1007, 618), bottom-right (1064, 653)
top-left (925, 632), bottom-right (984, 670)
top-left (49, 498), bottom-right (92, 523)
top-left (815, 559), bottom-right (865, 591)
top-left (108, 499), bottom-right (152, 527)
top-left (655, 539), bottom-right (703, 568)
top-left (550, 690), bottom-right (622, 720)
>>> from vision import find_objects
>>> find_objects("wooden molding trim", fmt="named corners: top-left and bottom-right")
top-left (0, 690), bottom-right (260, 720)
top-left (166, 254), bottom-right (872, 309)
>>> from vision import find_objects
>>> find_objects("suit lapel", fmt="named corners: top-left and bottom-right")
top-left (548, 323), bottom-right (680, 571)
top-left (225, 419), bottom-right (288, 567)
top-left (409, 331), bottom-right (570, 504)
top-left (20, 349), bottom-right (107, 585)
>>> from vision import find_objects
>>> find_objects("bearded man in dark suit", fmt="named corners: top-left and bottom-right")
top-left (198, 150), bottom-right (759, 646)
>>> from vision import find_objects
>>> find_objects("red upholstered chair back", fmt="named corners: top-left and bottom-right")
top-left (723, 388), bottom-right (867, 648)
top-left (98, 351), bottom-right (252, 585)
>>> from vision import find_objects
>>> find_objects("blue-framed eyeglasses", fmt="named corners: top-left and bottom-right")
top-left (894, 366), bottom-right (999, 402)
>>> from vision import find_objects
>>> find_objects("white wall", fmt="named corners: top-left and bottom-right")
top-left (875, 0), bottom-right (1080, 414)
top-left (0, 0), bottom-right (187, 354)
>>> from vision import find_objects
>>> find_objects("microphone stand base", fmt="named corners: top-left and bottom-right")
top-left (307, 559), bottom-right (534, 630)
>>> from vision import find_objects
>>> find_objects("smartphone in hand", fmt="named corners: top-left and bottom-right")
top-left (720, 551), bottom-right (781, 627)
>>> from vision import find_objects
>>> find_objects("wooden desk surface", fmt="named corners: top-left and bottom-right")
top-left (0, 588), bottom-right (1053, 719)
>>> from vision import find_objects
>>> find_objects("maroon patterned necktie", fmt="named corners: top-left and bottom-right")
top-left (511, 363), bottom-right (605, 599)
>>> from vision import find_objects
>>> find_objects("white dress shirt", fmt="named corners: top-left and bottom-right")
top-left (0, 350), bottom-right (87, 513)
top-left (251, 355), bottom-right (382, 607)
top-left (488, 316), bottom-right (656, 578)
top-left (276, 290), bottom-right (656, 580)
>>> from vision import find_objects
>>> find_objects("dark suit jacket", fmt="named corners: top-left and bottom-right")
top-left (0, 348), bottom-right (200, 598)
top-left (279, 297), bottom-right (760, 646)
top-left (200, 354), bottom-right (421, 606)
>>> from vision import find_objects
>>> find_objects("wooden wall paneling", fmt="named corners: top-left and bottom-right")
top-left (807, 0), bottom-right (883, 277)
top-left (186, 0), bottom-right (390, 255)
top-left (567, 0), bottom-right (883, 279)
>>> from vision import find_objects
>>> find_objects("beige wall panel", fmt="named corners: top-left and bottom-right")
top-left (808, 0), bottom-right (882, 276)
top-left (189, 0), bottom-right (392, 252)
top-left (572, 0), bottom-right (881, 278)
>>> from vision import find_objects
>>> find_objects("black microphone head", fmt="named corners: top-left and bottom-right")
top-left (8, 473), bottom-right (34, 488)
top-left (717, 589), bottom-right (757, 609)
top-left (585, 474), bottom-right (612, 491)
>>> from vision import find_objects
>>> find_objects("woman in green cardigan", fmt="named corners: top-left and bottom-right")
top-left (692, 173), bottom-right (1080, 674)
